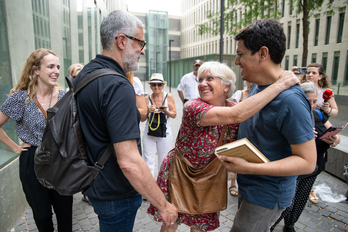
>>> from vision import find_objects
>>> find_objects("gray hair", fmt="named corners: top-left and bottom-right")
top-left (197, 61), bottom-right (236, 98)
top-left (100, 10), bottom-right (144, 50)
top-left (301, 81), bottom-right (318, 94)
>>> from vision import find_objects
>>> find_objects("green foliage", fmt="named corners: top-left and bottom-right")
top-left (197, 0), bottom-right (338, 36)
top-left (197, 0), bottom-right (282, 36)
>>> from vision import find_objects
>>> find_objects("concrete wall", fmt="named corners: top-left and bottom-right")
top-left (0, 157), bottom-right (28, 232)
top-left (325, 136), bottom-right (348, 182)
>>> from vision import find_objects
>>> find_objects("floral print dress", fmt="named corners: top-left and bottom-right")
top-left (147, 98), bottom-right (239, 231)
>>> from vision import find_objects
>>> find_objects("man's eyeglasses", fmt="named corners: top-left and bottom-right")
top-left (236, 50), bottom-right (249, 59)
top-left (116, 34), bottom-right (146, 50)
top-left (197, 76), bottom-right (222, 83)
top-left (150, 83), bottom-right (164, 87)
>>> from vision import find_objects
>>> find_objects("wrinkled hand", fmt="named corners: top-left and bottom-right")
top-left (15, 142), bottom-right (31, 155)
top-left (157, 202), bottom-right (178, 228)
top-left (276, 71), bottom-right (300, 90)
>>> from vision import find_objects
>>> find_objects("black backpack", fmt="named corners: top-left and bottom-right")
top-left (34, 68), bottom-right (125, 196)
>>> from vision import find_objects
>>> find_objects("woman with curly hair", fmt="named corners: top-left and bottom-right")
top-left (299, 63), bottom-right (338, 117)
top-left (0, 48), bottom-right (72, 231)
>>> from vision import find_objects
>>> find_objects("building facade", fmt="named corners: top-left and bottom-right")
top-left (180, 0), bottom-right (348, 94)
top-left (132, 11), bottom-right (181, 88)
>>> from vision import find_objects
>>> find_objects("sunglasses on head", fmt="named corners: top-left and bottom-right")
top-left (150, 83), bottom-right (164, 87)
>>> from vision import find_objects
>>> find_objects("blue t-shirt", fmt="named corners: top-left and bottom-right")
top-left (237, 84), bottom-right (314, 209)
top-left (75, 54), bottom-right (141, 201)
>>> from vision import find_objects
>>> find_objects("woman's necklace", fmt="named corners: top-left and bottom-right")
top-left (152, 92), bottom-right (164, 107)
top-left (37, 89), bottom-right (53, 108)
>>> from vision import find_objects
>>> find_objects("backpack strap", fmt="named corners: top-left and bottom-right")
top-left (314, 109), bottom-right (323, 121)
top-left (93, 144), bottom-right (114, 173)
top-left (75, 68), bottom-right (126, 94)
top-left (74, 68), bottom-right (126, 175)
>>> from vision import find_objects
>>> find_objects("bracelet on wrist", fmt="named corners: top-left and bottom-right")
top-left (327, 107), bottom-right (332, 115)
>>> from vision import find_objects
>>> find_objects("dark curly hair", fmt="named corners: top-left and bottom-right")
top-left (299, 63), bottom-right (331, 88)
top-left (234, 18), bottom-right (286, 64)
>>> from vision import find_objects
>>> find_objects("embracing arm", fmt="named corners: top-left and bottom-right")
top-left (0, 112), bottom-right (30, 154)
top-left (218, 139), bottom-right (317, 176)
top-left (200, 71), bottom-right (299, 126)
top-left (114, 140), bottom-right (178, 226)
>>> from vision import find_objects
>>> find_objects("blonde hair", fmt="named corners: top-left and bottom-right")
top-left (10, 48), bottom-right (59, 100)
top-left (67, 63), bottom-right (84, 78)
top-left (126, 71), bottom-right (134, 85)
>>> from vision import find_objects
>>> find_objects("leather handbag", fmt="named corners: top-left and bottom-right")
top-left (168, 125), bottom-right (229, 214)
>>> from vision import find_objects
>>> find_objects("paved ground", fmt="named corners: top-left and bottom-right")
top-left (11, 171), bottom-right (348, 232)
top-left (11, 85), bottom-right (348, 232)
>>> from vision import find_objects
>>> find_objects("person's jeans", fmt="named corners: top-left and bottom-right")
top-left (89, 193), bottom-right (142, 232)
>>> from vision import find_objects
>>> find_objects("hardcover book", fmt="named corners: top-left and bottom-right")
top-left (215, 138), bottom-right (269, 163)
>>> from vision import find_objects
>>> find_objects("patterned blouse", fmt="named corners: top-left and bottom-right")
top-left (0, 90), bottom-right (66, 146)
top-left (148, 98), bottom-right (239, 231)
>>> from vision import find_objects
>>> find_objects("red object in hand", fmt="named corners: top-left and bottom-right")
top-left (323, 89), bottom-right (333, 102)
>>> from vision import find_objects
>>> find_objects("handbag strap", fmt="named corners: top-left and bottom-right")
top-left (148, 92), bottom-right (168, 131)
top-left (148, 92), bottom-right (168, 106)
top-left (33, 95), bottom-right (47, 119)
top-left (218, 125), bottom-right (231, 147)
top-left (148, 112), bottom-right (161, 131)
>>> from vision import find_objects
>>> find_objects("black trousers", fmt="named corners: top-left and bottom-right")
top-left (19, 146), bottom-right (73, 232)
top-left (271, 174), bottom-right (317, 229)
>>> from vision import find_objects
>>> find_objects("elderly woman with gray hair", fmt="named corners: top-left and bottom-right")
top-left (147, 61), bottom-right (299, 232)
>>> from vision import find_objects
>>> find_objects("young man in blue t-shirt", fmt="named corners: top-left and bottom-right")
top-left (217, 19), bottom-right (316, 232)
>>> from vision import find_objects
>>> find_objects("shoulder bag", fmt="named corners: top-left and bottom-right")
top-left (168, 125), bottom-right (229, 214)
top-left (148, 93), bottom-right (168, 137)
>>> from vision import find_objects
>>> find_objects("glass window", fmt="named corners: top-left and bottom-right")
top-left (322, 52), bottom-right (328, 72)
top-left (331, 52), bottom-right (340, 85)
top-left (296, 23), bottom-right (300, 48)
top-left (285, 56), bottom-right (289, 70)
top-left (32, 0), bottom-right (51, 49)
top-left (88, 8), bottom-right (92, 61)
top-left (62, 0), bottom-right (71, 75)
top-left (293, 55), bottom-right (298, 67)
top-left (311, 53), bottom-right (317, 63)
top-left (287, 25), bottom-right (291, 49)
top-left (314, 18), bottom-right (320, 46)
top-left (344, 51), bottom-right (348, 85)
top-left (325, 16), bottom-right (332, 45)
top-left (337, 12), bottom-right (345, 43)
top-left (0, 2), bottom-right (18, 168)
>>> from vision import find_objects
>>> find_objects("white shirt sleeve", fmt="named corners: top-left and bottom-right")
top-left (133, 77), bottom-right (144, 96)
top-left (231, 90), bottom-right (242, 102)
